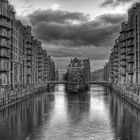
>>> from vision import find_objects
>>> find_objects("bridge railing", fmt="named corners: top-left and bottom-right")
top-left (45, 81), bottom-right (111, 85)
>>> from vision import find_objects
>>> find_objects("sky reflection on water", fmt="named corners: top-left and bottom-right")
top-left (0, 85), bottom-right (140, 140)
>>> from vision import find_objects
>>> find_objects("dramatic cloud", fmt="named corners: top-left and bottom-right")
top-left (101, 0), bottom-right (132, 7)
top-left (28, 9), bottom-right (126, 47)
top-left (29, 10), bottom-right (89, 25)
top-left (48, 47), bottom-right (110, 60)
top-left (10, 0), bottom-right (130, 70)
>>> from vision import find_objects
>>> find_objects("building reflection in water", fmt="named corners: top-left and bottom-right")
top-left (88, 86), bottom-right (115, 140)
top-left (104, 89), bottom-right (140, 140)
top-left (0, 85), bottom-right (140, 140)
top-left (66, 93), bottom-right (90, 123)
top-left (0, 92), bottom-right (55, 140)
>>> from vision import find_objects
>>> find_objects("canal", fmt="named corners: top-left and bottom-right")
top-left (0, 84), bottom-right (140, 140)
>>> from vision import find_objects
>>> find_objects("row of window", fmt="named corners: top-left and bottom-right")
top-left (0, 60), bottom-right (9, 70)
top-left (0, 48), bottom-right (9, 57)
top-left (0, 73), bottom-right (8, 85)
top-left (0, 28), bottom-right (10, 37)
top-left (0, 2), bottom-right (8, 17)
top-left (0, 38), bottom-right (8, 46)
top-left (0, 2), bottom-right (14, 19)
top-left (0, 18), bottom-right (11, 28)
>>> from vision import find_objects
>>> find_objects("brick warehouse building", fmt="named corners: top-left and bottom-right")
top-left (67, 58), bottom-right (90, 92)
top-left (0, 0), bottom-right (56, 92)
top-left (108, 3), bottom-right (140, 86)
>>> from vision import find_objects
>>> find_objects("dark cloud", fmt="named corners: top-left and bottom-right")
top-left (28, 9), bottom-right (126, 47)
top-left (29, 10), bottom-right (89, 25)
top-left (101, 0), bottom-right (114, 7)
top-left (97, 14), bottom-right (127, 24)
top-left (47, 46), bottom-right (110, 60)
top-left (101, 0), bottom-right (132, 7)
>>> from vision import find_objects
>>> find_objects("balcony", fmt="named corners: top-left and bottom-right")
top-left (0, 44), bottom-right (9, 49)
top-left (27, 53), bottom-right (32, 56)
top-left (126, 41), bottom-right (134, 47)
top-left (27, 47), bottom-right (32, 50)
top-left (127, 57), bottom-right (134, 63)
top-left (0, 60), bottom-right (9, 72)
top-left (27, 65), bottom-right (32, 68)
top-left (0, 68), bottom-right (9, 72)
top-left (114, 62), bottom-right (118, 66)
top-left (126, 33), bottom-right (134, 39)
top-left (38, 61), bottom-right (42, 64)
top-left (120, 62), bottom-right (126, 67)
top-left (121, 72), bottom-right (126, 76)
top-left (126, 26), bottom-right (134, 31)
top-left (38, 52), bottom-right (42, 55)
top-left (126, 48), bottom-right (134, 55)
top-left (114, 59), bottom-right (118, 62)
top-left (27, 62), bottom-right (32, 66)
top-left (127, 69), bottom-right (134, 74)
top-left (38, 69), bottom-right (42, 72)
top-left (0, 22), bottom-right (11, 30)
top-left (122, 33), bottom-right (134, 41)
top-left (0, 32), bottom-right (10, 40)
top-left (114, 68), bottom-right (118, 71)
top-left (27, 59), bottom-right (32, 62)
top-left (27, 55), bottom-right (32, 59)
top-left (38, 56), bottom-right (42, 59)
top-left (38, 65), bottom-right (42, 67)
top-left (111, 68), bottom-right (114, 71)
top-left (0, 50), bottom-right (10, 59)
top-left (0, 39), bottom-right (9, 49)
top-left (120, 55), bottom-right (126, 61)
top-left (120, 44), bottom-right (126, 48)
top-left (121, 49), bottom-right (126, 54)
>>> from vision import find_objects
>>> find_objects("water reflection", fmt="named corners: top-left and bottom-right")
top-left (0, 85), bottom-right (139, 140)
top-left (0, 92), bottom-right (55, 140)
top-left (105, 90), bottom-right (140, 140)
top-left (66, 93), bottom-right (90, 121)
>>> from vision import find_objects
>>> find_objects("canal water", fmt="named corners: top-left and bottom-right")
top-left (0, 84), bottom-right (140, 140)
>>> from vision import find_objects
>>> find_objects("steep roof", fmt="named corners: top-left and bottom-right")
top-left (68, 57), bottom-right (83, 67)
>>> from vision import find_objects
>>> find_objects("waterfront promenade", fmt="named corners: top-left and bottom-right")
top-left (0, 85), bottom-right (48, 110)
top-left (111, 84), bottom-right (140, 110)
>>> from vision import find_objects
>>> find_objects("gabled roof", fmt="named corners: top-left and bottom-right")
top-left (68, 57), bottom-right (83, 67)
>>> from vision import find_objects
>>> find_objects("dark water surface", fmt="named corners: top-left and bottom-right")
top-left (0, 85), bottom-right (140, 140)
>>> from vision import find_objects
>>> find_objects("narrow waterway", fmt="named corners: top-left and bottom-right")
top-left (0, 84), bottom-right (140, 140)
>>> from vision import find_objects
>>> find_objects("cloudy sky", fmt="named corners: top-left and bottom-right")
top-left (10, 0), bottom-right (137, 71)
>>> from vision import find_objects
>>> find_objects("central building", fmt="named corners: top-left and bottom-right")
top-left (67, 58), bottom-right (90, 93)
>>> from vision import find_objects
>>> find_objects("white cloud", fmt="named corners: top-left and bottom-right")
top-left (51, 3), bottom-right (61, 11)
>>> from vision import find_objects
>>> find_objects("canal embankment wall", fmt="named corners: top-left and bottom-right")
top-left (0, 84), bottom-right (54, 110)
top-left (110, 84), bottom-right (140, 110)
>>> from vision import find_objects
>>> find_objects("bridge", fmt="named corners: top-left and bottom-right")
top-left (46, 81), bottom-right (67, 84)
top-left (46, 81), bottom-right (111, 86)
top-left (86, 81), bottom-right (111, 86)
